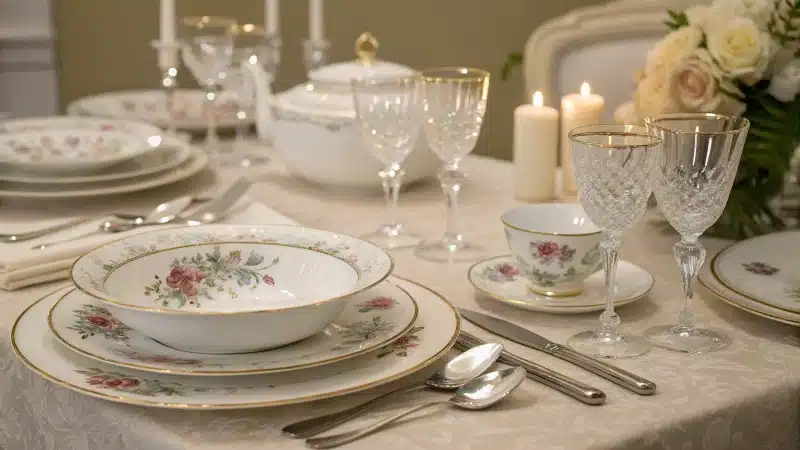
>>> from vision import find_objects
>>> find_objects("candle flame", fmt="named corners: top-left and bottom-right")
top-left (580, 82), bottom-right (591, 97)
top-left (563, 99), bottom-right (574, 113)
top-left (533, 91), bottom-right (544, 107)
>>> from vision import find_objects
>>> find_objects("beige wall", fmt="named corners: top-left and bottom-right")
top-left (53, 0), bottom-right (608, 160)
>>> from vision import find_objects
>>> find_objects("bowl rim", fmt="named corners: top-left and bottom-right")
top-left (501, 203), bottom-right (602, 237)
top-left (70, 224), bottom-right (395, 316)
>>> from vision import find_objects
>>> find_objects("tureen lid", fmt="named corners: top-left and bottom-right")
top-left (276, 33), bottom-right (415, 118)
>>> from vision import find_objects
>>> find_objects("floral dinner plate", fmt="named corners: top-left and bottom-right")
top-left (12, 276), bottom-right (459, 410)
top-left (48, 281), bottom-right (418, 375)
top-left (468, 255), bottom-right (653, 314)
top-left (712, 231), bottom-right (800, 314)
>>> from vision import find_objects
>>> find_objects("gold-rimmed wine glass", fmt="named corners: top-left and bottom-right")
top-left (180, 15), bottom-right (237, 156)
top-left (415, 67), bottom-right (490, 263)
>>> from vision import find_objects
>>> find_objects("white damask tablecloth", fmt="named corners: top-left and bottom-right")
top-left (0, 155), bottom-right (798, 450)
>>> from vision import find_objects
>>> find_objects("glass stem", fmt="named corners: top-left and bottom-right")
top-left (379, 164), bottom-right (404, 228)
top-left (235, 109), bottom-right (248, 144)
top-left (438, 164), bottom-right (466, 247)
top-left (598, 232), bottom-right (623, 336)
top-left (673, 236), bottom-right (705, 332)
top-left (162, 69), bottom-right (177, 137)
top-left (203, 85), bottom-right (219, 151)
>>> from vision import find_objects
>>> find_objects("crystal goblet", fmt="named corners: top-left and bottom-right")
top-left (415, 67), bottom-right (490, 263)
top-left (352, 75), bottom-right (423, 249)
top-left (644, 113), bottom-right (749, 353)
top-left (180, 16), bottom-right (236, 156)
top-left (567, 124), bottom-right (660, 359)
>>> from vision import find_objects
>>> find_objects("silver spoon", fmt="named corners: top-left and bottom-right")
top-left (32, 195), bottom-right (194, 250)
top-left (305, 366), bottom-right (526, 449)
top-left (282, 342), bottom-right (504, 439)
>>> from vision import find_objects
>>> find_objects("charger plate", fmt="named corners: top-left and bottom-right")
top-left (48, 281), bottom-right (418, 376)
top-left (12, 276), bottom-right (459, 409)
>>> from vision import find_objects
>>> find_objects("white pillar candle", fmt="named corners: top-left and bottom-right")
top-left (560, 82), bottom-right (604, 195)
top-left (309, 0), bottom-right (324, 42)
top-left (158, 0), bottom-right (177, 68)
top-left (513, 91), bottom-right (559, 202)
top-left (266, 0), bottom-right (279, 35)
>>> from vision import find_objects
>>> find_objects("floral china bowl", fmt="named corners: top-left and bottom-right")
top-left (249, 34), bottom-right (440, 189)
top-left (0, 116), bottom-right (162, 140)
top-left (0, 129), bottom-right (158, 174)
top-left (71, 224), bottom-right (393, 354)
top-left (501, 203), bottom-right (603, 297)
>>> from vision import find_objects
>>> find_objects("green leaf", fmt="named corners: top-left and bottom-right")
top-left (665, 9), bottom-right (689, 30)
top-left (500, 52), bottom-right (523, 82)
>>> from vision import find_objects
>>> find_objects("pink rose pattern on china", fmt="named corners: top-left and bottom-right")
top-left (358, 296), bottom-right (398, 313)
top-left (76, 368), bottom-right (257, 396)
top-left (144, 246), bottom-right (280, 308)
top-left (376, 326), bottom-right (424, 358)
top-left (742, 262), bottom-right (780, 275)
top-left (530, 241), bottom-right (577, 267)
top-left (68, 304), bottom-right (131, 343)
top-left (480, 262), bottom-right (522, 283)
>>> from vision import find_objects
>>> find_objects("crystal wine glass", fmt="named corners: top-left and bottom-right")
top-left (415, 67), bottom-right (490, 263)
top-left (352, 75), bottom-right (423, 249)
top-left (568, 124), bottom-right (660, 359)
top-left (220, 23), bottom-right (280, 167)
top-left (644, 113), bottom-right (749, 353)
top-left (180, 16), bottom-right (236, 156)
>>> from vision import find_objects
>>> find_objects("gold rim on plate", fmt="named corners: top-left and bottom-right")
top-left (698, 275), bottom-right (800, 327)
top-left (45, 283), bottom-right (420, 376)
top-left (11, 276), bottom-right (461, 409)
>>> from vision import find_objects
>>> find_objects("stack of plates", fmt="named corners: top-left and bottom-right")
top-left (12, 224), bottom-right (460, 409)
top-left (0, 117), bottom-right (209, 199)
top-left (699, 230), bottom-right (800, 327)
top-left (67, 89), bottom-right (248, 131)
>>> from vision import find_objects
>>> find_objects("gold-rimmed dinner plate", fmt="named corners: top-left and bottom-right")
top-left (711, 231), bottom-right (800, 315)
top-left (11, 276), bottom-right (459, 410)
top-left (47, 281), bottom-right (418, 376)
top-left (467, 255), bottom-right (653, 314)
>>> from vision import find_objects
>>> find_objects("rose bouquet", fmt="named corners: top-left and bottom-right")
top-left (615, 0), bottom-right (800, 239)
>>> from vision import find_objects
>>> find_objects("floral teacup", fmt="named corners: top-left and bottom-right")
top-left (501, 203), bottom-right (602, 296)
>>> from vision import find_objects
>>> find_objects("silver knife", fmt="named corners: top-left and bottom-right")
top-left (456, 331), bottom-right (606, 405)
top-left (182, 179), bottom-right (252, 225)
top-left (458, 308), bottom-right (656, 395)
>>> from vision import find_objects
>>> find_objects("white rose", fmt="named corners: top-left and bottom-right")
top-left (613, 101), bottom-right (641, 124)
top-left (769, 58), bottom-right (800, 101)
top-left (711, 0), bottom-right (774, 29)
top-left (706, 16), bottom-right (773, 84)
top-left (645, 26), bottom-right (704, 75)
top-left (634, 70), bottom-right (680, 118)
top-left (670, 53), bottom-right (724, 112)
top-left (685, 5), bottom-right (731, 33)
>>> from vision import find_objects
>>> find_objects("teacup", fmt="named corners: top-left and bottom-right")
top-left (501, 203), bottom-right (603, 296)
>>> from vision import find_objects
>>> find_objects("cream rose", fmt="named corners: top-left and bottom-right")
top-left (613, 101), bottom-right (641, 125)
top-left (645, 26), bottom-right (704, 75)
top-left (670, 55), bottom-right (724, 112)
top-left (634, 70), bottom-right (679, 118)
top-left (685, 5), bottom-right (731, 33)
top-left (769, 58), bottom-right (800, 101)
top-left (711, 0), bottom-right (774, 30)
top-left (706, 16), bottom-right (773, 84)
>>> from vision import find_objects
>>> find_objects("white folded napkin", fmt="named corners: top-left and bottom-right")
top-left (0, 199), bottom-right (295, 290)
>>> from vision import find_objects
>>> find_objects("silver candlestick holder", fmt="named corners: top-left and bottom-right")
top-left (302, 38), bottom-right (330, 74)
top-left (150, 40), bottom-right (181, 136)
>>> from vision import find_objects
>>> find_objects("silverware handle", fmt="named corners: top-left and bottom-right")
top-left (0, 217), bottom-right (91, 243)
top-left (305, 401), bottom-right (445, 449)
top-left (457, 332), bottom-right (605, 405)
top-left (282, 383), bottom-right (426, 439)
top-left (496, 351), bottom-right (606, 405)
top-left (553, 346), bottom-right (656, 395)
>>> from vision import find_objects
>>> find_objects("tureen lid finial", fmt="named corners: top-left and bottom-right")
top-left (355, 32), bottom-right (379, 65)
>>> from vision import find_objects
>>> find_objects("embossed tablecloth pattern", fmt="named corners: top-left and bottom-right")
top-left (1, 155), bottom-right (798, 450)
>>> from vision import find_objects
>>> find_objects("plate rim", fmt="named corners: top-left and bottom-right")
top-left (467, 254), bottom-right (654, 313)
top-left (11, 275), bottom-right (461, 409)
top-left (710, 231), bottom-right (800, 315)
top-left (698, 271), bottom-right (800, 327)
top-left (46, 282), bottom-right (420, 376)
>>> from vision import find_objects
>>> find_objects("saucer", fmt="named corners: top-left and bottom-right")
top-left (48, 280), bottom-right (418, 375)
top-left (468, 255), bottom-right (653, 314)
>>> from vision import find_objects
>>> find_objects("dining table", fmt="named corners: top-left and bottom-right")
top-left (1, 153), bottom-right (798, 450)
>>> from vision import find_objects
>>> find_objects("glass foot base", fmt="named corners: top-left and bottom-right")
top-left (414, 239), bottom-right (485, 263)
top-left (359, 225), bottom-right (421, 250)
top-left (567, 330), bottom-right (650, 359)
top-left (644, 325), bottom-right (730, 354)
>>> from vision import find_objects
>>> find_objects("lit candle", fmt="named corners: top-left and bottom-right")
top-left (158, 0), bottom-right (176, 68)
top-left (309, 0), bottom-right (324, 42)
top-left (266, 0), bottom-right (279, 35)
top-left (513, 91), bottom-right (559, 201)
top-left (560, 82), bottom-right (604, 194)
